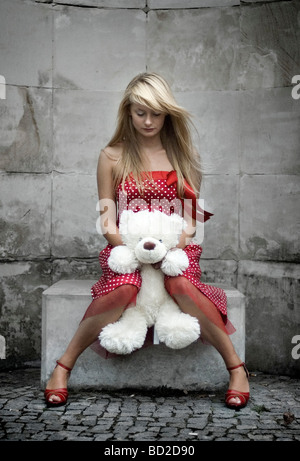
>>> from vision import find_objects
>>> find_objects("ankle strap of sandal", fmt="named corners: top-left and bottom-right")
top-left (227, 362), bottom-right (249, 378)
top-left (56, 360), bottom-right (72, 373)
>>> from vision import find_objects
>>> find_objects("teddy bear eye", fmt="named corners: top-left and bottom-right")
top-left (159, 239), bottom-right (163, 243)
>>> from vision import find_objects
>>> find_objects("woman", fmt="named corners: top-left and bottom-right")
top-left (45, 73), bottom-right (249, 409)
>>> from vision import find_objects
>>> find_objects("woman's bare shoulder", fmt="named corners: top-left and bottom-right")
top-left (101, 143), bottom-right (123, 163)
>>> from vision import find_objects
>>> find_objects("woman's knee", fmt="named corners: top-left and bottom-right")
top-left (165, 276), bottom-right (191, 295)
top-left (116, 284), bottom-right (138, 301)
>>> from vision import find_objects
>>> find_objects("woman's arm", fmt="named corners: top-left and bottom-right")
top-left (97, 149), bottom-right (123, 247)
top-left (176, 225), bottom-right (196, 249)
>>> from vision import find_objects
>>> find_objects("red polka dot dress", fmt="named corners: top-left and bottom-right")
top-left (84, 171), bottom-right (234, 344)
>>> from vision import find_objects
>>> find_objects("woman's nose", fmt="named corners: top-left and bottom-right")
top-left (145, 114), bottom-right (152, 125)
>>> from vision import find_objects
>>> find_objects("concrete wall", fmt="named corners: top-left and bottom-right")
top-left (0, 0), bottom-right (299, 376)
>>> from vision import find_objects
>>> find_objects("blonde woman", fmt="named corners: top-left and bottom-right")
top-left (45, 73), bottom-right (249, 410)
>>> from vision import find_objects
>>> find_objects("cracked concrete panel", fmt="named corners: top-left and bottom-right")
top-left (51, 173), bottom-right (104, 258)
top-left (52, 0), bottom-right (145, 6)
top-left (240, 87), bottom-right (300, 175)
top-left (53, 6), bottom-right (146, 91)
top-left (147, 8), bottom-right (240, 91)
top-left (0, 0), bottom-right (52, 87)
top-left (175, 91), bottom-right (240, 175)
top-left (200, 259), bottom-right (238, 287)
top-left (0, 261), bottom-right (52, 368)
top-left (240, 175), bottom-right (300, 262)
top-left (0, 174), bottom-right (51, 259)
top-left (148, 0), bottom-right (240, 7)
top-left (195, 175), bottom-right (239, 260)
top-left (238, 260), bottom-right (300, 376)
top-left (0, 86), bottom-right (52, 173)
top-left (239, 1), bottom-right (300, 90)
top-left (242, 0), bottom-right (289, 3)
top-left (53, 89), bottom-right (121, 173)
top-left (52, 258), bottom-right (101, 284)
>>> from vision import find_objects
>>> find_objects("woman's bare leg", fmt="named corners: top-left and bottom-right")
top-left (46, 285), bottom-right (138, 403)
top-left (45, 306), bottom-right (125, 403)
top-left (172, 293), bottom-right (249, 406)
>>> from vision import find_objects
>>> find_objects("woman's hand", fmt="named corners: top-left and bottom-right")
top-left (152, 261), bottom-right (162, 270)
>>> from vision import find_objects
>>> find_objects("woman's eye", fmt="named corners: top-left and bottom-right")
top-left (137, 112), bottom-right (144, 116)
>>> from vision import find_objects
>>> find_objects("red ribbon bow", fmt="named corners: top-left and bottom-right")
top-left (166, 170), bottom-right (213, 223)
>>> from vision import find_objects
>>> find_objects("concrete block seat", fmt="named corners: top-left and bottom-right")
top-left (41, 280), bottom-right (245, 391)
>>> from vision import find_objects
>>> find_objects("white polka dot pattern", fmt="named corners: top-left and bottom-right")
top-left (91, 172), bottom-right (227, 317)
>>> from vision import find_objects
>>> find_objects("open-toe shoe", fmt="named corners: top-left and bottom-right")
top-left (225, 362), bottom-right (250, 410)
top-left (44, 360), bottom-right (72, 407)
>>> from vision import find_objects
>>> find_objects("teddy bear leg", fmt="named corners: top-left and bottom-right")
top-left (99, 307), bottom-right (148, 355)
top-left (155, 301), bottom-right (201, 349)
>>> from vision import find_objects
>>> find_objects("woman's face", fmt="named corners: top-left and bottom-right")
top-left (129, 103), bottom-right (166, 139)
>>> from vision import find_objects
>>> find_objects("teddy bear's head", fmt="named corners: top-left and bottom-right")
top-left (119, 210), bottom-right (186, 264)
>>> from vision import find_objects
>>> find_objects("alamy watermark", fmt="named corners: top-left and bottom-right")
top-left (95, 193), bottom-right (205, 244)
top-left (0, 75), bottom-right (6, 99)
top-left (291, 75), bottom-right (300, 100)
top-left (291, 335), bottom-right (300, 360)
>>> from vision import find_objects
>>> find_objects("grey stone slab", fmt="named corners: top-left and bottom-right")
top-left (41, 280), bottom-right (245, 390)
top-left (240, 175), bottom-right (300, 262)
top-left (53, 6), bottom-right (146, 91)
top-left (51, 172), bottom-right (105, 258)
top-left (52, 259), bottom-right (101, 284)
top-left (240, 88), bottom-right (300, 174)
top-left (239, 1), bottom-right (300, 90)
top-left (200, 259), bottom-right (238, 288)
top-left (0, 173), bottom-right (52, 258)
top-left (0, 0), bottom-right (52, 87)
top-left (148, 0), bottom-right (240, 7)
top-left (195, 175), bottom-right (239, 260)
top-left (52, 0), bottom-right (145, 6)
top-left (53, 90), bottom-right (121, 173)
top-left (242, 0), bottom-right (291, 4)
top-left (0, 86), bottom-right (53, 173)
top-left (0, 261), bottom-right (52, 368)
top-left (176, 91), bottom-right (240, 175)
top-left (147, 8), bottom-right (240, 91)
top-left (238, 260), bottom-right (300, 376)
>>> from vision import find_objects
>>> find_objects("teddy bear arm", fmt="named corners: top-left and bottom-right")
top-left (160, 248), bottom-right (189, 276)
top-left (108, 245), bottom-right (140, 274)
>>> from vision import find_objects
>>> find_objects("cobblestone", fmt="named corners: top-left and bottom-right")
top-left (0, 367), bottom-right (299, 444)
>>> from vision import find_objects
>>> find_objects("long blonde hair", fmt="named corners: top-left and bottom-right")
top-left (107, 72), bottom-right (202, 198)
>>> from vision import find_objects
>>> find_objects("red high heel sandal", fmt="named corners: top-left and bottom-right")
top-left (44, 360), bottom-right (72, 407)
top-left (225, 362), bottom-right (250, 410)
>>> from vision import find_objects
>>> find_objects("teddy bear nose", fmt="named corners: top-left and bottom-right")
top-left (143, 241), bottom-right (156, 250)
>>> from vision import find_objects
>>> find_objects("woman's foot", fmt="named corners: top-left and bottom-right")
top-left (225, 362), bottom-right (250, 409)
top-left (44, 360), bottom-right (72, 407)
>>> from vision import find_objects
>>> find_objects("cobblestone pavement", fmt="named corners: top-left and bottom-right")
top-left (0, 367), bottom-right (299, 443)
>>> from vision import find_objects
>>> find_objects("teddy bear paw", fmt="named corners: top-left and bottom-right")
top-left (161, 248), bottom-right (189, 276)
top-left (99, 308), bottom-right (147, 354)
top-left (156, 312), bottom-right (200, 349)
top-left (108, 245), bottom-right (139, 274)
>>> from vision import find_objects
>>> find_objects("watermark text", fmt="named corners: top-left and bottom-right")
top-left (0, 75), bottom-right (6, 99)
top-left (291, 75), bottom-right (300, 100)
top-left (291, 335), bottom-right (300, 359)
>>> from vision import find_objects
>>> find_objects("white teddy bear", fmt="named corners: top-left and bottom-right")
top-left (99, 209), bottom-right (201, 355)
